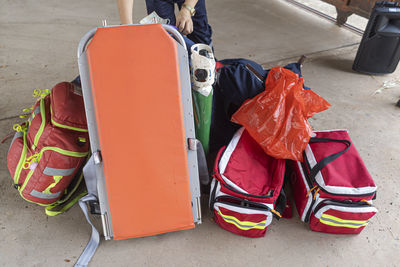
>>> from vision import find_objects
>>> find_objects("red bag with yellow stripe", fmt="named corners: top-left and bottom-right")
top-left (7, 82), bottom-right (89, 215)
top-left (209, 128), bottom-right (287, 237)
top-left (289, 130), bottom-right (378, 234)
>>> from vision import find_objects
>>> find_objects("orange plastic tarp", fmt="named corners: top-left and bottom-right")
top-left (232, 67), bottom-right (330, 161)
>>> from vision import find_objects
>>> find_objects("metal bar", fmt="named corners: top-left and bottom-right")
top-left (284, 0), bottom-right (364, 35)
top-left (162, 24), bottom-right (187, 50)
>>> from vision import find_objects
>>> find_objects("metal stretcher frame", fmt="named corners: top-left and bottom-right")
top-left (77, 24), bottom-right (202, 241)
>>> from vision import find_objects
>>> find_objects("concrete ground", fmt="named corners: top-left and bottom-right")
top-left (1, 0), bottom-right (399, 266)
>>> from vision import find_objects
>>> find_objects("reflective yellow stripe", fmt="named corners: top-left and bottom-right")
top-left (38, 147), bottom-right (89, 160)
top-left (45, 171), bottom-right (87, 216)
top-left (43, 175), bottom-right (63, 194)
top-left (31, 189), bottom-right (61, 199)
top-left (56, 170), bottom-right (86, 206)
top-left (51, 117), bottom-right (89, 132)
top-left (22, 146), bottom-right (87, 191)
top-left (50, 104), bottom-right (88, 132)
top-left (217, 209), bottom-right (266, 231)
top-left (13, 131), bottom-right (28, 185)
top-left (43, 167), bottom-right (74, 176)
top-left (320, 214), bottom-right (369, 229)
top-left (18, 147), bottom-right (88, 205)
top-left (33, 98), bottom-right (46, 150)
top-left (19, 168), bottom-right (35, 197)
top-left (19, 169), bottom-right (60, 206)
top-left (45, 191), bottom-right (87, 216)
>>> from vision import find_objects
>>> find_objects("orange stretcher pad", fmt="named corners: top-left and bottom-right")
top-left (84, 25), bottom-right (196, 240)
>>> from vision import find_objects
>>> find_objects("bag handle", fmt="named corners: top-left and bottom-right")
top-left (308, 138), bottom-right (351, 181)
top-left (273, 187), bottom-right (287, 219)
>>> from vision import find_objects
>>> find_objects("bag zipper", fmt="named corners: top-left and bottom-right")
top-left (215, 194), bottom-right (282, 218)
top-left (244, 64), bottom-right (264, 84)
top-left (311, 174), bottom-right (376, 197)
top-left (50, 103), bottom-right (88, 132)
top-left (214, 147), bottom-right (275, 200)
top-left (215, 173), bottom-right (274, 199)
top-left (313, 199), bottom-right (372, 216)
top-left (215, 195), bottom-right (270, 212)
top-left (301, 159), bottom-right (375, 223)
top-left (32, 98), bottom-right (47, 150)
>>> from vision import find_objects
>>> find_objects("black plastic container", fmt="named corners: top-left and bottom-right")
top-left (353, 1), bottom-right (400, 74)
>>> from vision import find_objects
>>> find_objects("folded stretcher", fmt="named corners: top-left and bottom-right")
top-left (76, 24), bottom-right (203, 266)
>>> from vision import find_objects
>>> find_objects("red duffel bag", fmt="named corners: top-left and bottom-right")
top-left (209, 128), bottom-right (287, 238)
top-left (289, 130), bottom-right (378, 234)
top-left (7, 82), bottom-right (89, 213)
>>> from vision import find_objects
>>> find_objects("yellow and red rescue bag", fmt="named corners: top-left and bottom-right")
top-left (7, 82), bottom-right (89, 212)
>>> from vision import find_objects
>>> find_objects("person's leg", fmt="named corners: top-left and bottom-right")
top-left (147, 0), bottom-right (177, 25)
top-left (145, 0), bottom-right (154, 14)
top-left (176, 0), bottom-right (212, 45)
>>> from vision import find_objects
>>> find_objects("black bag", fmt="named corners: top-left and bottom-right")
top-left (210, 58), bottom-right (306, 153)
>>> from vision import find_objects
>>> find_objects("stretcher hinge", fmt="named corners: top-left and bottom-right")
top-left (188, 138), bottom-right (199, 151)
top-left (93, 151), bottom-right (102, 165)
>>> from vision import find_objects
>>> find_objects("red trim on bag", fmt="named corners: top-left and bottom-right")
top-left (215, 62), bottom-right (227, 71)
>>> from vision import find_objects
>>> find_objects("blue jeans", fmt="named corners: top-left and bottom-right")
top-left (146, 0), bottom-right (213, 46)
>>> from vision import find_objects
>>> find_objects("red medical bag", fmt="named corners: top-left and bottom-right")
top-left (289, 130), bottom-right (377, 234)
top-left (209, 128), bottom-right (287, 237)
top-left (7, 82), bottom-right (89, 207)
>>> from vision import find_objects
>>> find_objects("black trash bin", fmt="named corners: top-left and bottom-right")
top-left (353, 1), bottom-right (400, 75)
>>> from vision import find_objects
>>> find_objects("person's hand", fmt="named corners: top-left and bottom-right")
top-left (176, 8), bottom-right (193, 35)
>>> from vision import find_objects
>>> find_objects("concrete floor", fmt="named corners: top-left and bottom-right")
top-left (1, 0), bottom-right (399, 266)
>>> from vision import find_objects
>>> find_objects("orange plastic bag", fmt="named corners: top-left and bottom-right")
top-left (231, 67), bottom-right (330, 161)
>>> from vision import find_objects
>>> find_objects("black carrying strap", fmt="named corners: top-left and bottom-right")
top-left (273, 162), bottom-right (291, 219)
top-left (273, 187), bottom-right (287, 220)
top-left (308, 138), bottom-right (351, 180)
